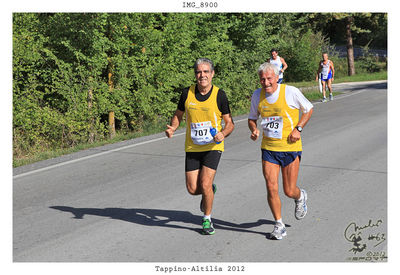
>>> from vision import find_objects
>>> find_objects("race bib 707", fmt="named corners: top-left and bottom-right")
top-left (190, 121), bottom-right (214, 145)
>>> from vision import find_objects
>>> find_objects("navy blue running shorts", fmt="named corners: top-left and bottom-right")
top-left (261, 149), bottom-right (302, 167)
top-left (185, 150), bottom-right (222, 172)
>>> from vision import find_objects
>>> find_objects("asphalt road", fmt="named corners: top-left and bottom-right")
top-left (13, 81), bottom-right (387, 264)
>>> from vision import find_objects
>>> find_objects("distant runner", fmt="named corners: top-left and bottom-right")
top-left (316, 52), bottom-right (335, 102)
top-left (268, 48), bottom-right (288, 84)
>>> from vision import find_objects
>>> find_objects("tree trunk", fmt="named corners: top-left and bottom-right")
top-left (108, 61), bottom-right (116, 139)
top-left (346, 16), bottom-right (356, 76)
top-left (88, 87), bottom-right (95, 143)
top-left (108, 110), bottom-right (115, 139)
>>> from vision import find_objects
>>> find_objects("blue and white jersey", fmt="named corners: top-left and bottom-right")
top-left (320, 60), bottom-right (332, 79)
top-left (269, 56), bottom-right (283, 79)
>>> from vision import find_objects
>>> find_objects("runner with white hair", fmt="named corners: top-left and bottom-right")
top-left (248, 62), bottom-right (314, 240)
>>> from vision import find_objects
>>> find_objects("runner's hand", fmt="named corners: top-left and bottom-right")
top-left (165, 125), bottom-right (175, 138)
top-left (288, 129), bottom-right (301, 143)
top-left (214, 132), bottom-right (225, 143)
top-left (250, 129), bottom-right (259, 141)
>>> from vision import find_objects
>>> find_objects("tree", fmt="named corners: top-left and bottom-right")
top-left (345, 15), bottom-right (356, 76)
top-left (305, 13), bottom-right (387, 76)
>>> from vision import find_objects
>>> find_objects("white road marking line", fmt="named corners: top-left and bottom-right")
top-left (13, 133), bottom-right (186, 179)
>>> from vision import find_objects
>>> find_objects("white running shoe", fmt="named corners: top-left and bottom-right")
top-left (270, 222), bottom-right (287, 240)
top-left (295, 189), bottom-right (308, 220)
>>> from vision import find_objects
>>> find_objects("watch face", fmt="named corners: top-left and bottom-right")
top-left (297, 126), bottom-right (302, 132)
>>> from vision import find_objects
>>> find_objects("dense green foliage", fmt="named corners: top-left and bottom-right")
top-left (304, 13), bottom-right (387, 49)
top-left (13, 13), bottom-right (387, 160)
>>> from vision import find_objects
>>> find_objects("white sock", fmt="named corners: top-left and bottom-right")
top-left (276, 218), bottom-right (284, 227)
top-left (203, 215), bottom-right (211, 221)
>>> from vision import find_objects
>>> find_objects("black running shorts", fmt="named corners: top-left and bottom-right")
top-left (185, 150), bottom-right (222, 171)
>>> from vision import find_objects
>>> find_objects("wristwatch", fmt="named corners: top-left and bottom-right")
top-left (295, 126), bottom-right (303, 132)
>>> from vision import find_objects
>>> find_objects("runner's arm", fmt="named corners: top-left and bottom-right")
top-left (280, 57), bottom-right (288, 73)
top-left (287, 86), bottom-right (314, 142)
top-left (297, 108), bottom-right (313, 129)
top-left (165, 109), bottom-right (184, 138)
top-left (214, 89), bottom-right (234, 142)
top-left (248, 119), bottom-right (260, 141)
top-left (288, 108), bottom-right (313, 143)
top-left (214, 114), bottom-right (234, 143)
top-left (248, 90), bottom-right (261, 141)
top-left (316, 63), bottom-right (322, 81)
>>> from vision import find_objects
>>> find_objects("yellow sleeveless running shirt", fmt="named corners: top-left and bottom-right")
top-left (258, 84), bottom-right (302, 152)
top-left (185, 85), bottom-right (224, 152)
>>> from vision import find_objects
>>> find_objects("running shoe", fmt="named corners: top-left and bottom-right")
top-left (270, 222), bottom-right (287, 240)
top-left (322, 97), bottom-right (327, 103)
top-left (201, 218), bottom-right (215, 235)
top-left (295, 189), bottom-right (308, 220)
top-left (200, 184), bottom-right (217, 212)
top-left (329, 94), bottom-right (334, 101)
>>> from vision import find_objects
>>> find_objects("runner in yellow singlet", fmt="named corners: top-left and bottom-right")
top-left (248, 62), bottom-right (314, 240)
top-left (165, 58), bottom-right (234, 235)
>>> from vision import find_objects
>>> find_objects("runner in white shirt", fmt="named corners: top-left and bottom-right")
top-left (316, 52), bottom-right (335, 102)
top-left (248, 63), bottom-right (314, 240)
top-left (268, 48), bottom-right (288, 84)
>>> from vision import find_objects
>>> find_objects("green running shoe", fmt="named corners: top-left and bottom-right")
top-left (200, 184), bottom-right (217, 213)
top-left (201, 218), bottom-right (215, 235)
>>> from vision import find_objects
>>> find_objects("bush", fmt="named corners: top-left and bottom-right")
top-left (280, 31), bottom-right (327, 82)
top-left (358, 47), bottom-right (382, 73)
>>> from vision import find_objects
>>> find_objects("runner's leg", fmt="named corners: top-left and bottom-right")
top-left (262, 160), bottom-right (282, 220)
top-left (327, 79), bottom-right (333, 94)
top-left (199, 166), bottom-right (217, 216)
top-left (185, 170), bottom-right (202, 195)
top-left (322, 81), bottom-right (327, 98)
top-left (282, 156), bottom-right (301, 200)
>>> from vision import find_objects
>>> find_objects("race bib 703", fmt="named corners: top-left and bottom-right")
top-left (261, 116), bottom-right (283, 139)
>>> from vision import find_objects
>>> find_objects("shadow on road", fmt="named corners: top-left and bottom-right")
top-left (50, 206), bottom-right (289, 236)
